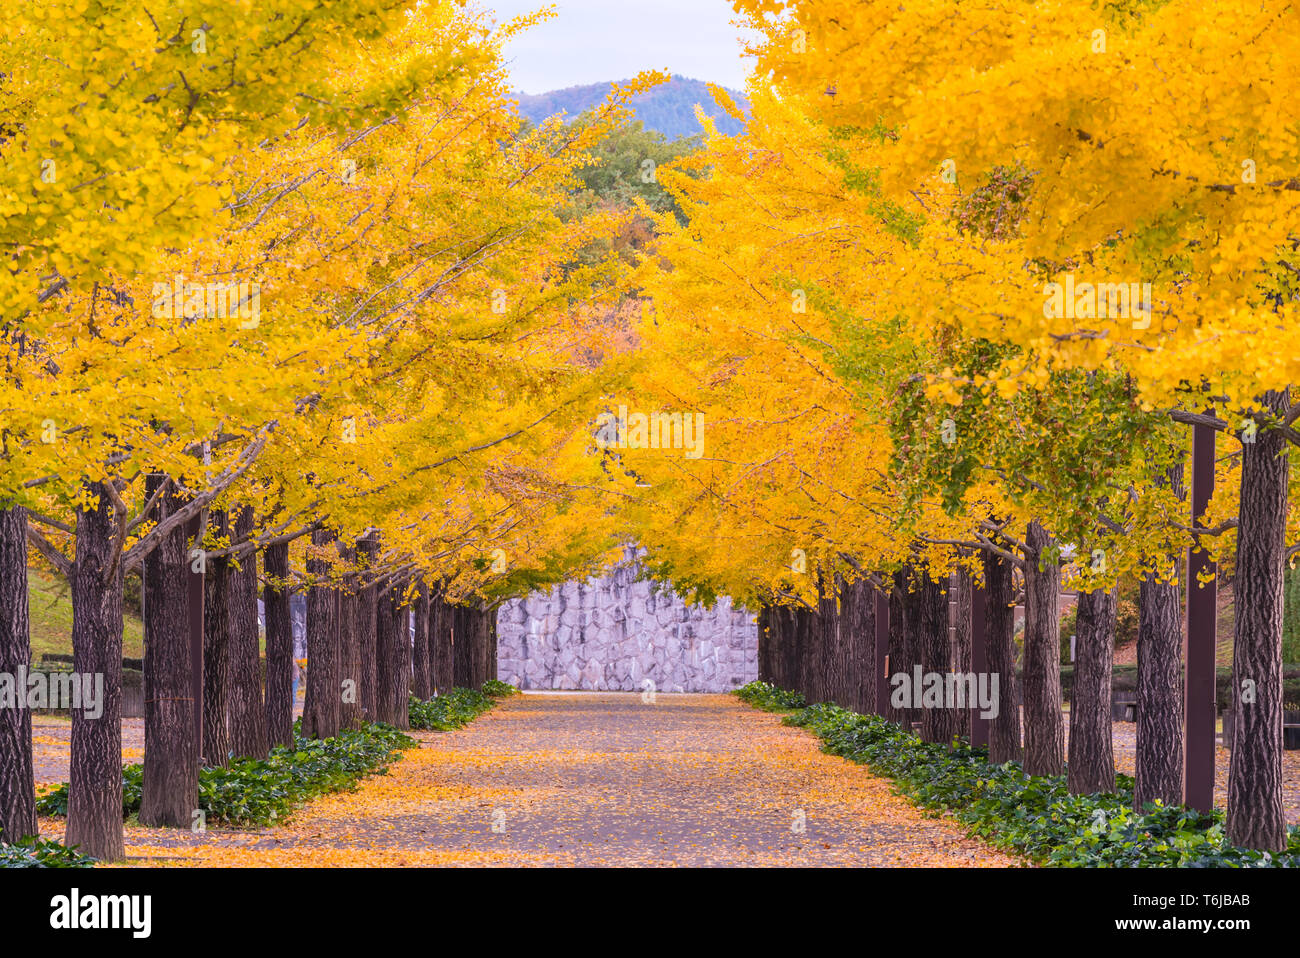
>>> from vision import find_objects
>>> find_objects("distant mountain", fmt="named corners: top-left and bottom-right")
top-left (514, 75), bottom-right (749, 140)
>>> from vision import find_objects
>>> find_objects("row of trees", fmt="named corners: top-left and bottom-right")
top-left (3, 0), bottom-right (1296, 863)
top-left (611, 0), bottom-right (1300, 852)
top-left (0, 1), bottom-right (644, 861)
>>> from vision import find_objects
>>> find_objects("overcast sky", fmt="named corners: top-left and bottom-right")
top-left (474, 1), bottom-right (759, 93)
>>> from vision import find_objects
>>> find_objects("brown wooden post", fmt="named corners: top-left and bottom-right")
top-left (1184, 415), bottom-right (1217, 811)
top-left (874, 587), bottom-right (890, 714)
top-left (970, 575), bottom-right (990, 747)
top-left (186, 512), bottom-right (205, 758)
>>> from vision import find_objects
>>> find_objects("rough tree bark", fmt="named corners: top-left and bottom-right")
top-left (412, 582), bottom-right (432, 700)
top-left (984, 546), bottom-right (1022, 764)
top-left (1068, 587), bottom-right (1117, 796)
top-left (357, 534), bottom-right (379, 720)
top-left (0, 505), bottom-right (37, 843)
top-left (339, 567), bottom-right (362, 730)
top-left (797, 598), bottom-right (820, 703)
top-left (952, 566), bottom-right (973, 738)
top-left (451, 603), bottom-right (472, 689)
top-left (816, 576), bottom-right (842, 706)
top-left (798, 604), bottom-right (818, 702)
top-left (472, 604), bottom-right (489, 689)
top-left (140, 476), bottom-right (198, 827)
top-left (376, 580), bottom-right (407, 726)
top-left (757, 607), bottom-right (773, 684)
top-left (846, 579), bottom-right (877, 714)
top-left (262, 540), bottom-right (294, 748)
top-left (919, 569), bottom-right (955, 745)
top-left (397, 592), bottom-right (414, 723)
top-left (302, 526), bottom-right (340, 740)
top-left (226, 506), bottom-right (266, 760)
top-left (201, 508), bottom-right (231, 767)
top-left (1135, 465), bottom-right (1186, 812)
top-left (1227, 389), bottom-right (1290, 851)
top-left (836, 580), bottom-right (862, 712)
top-left (1134, 564), bottom-right (1184, 811)
top-left (902, 572), bottom-right (926, 731)
top-left (885, 570), bottom-right (910, 726)
top-left (432, 589), bottom-right (453, 696)
top-left (777, 606), bottom-right (799, 695)
top-left (1022, 521), bottom-right (1064, 776)
top-left (66, 481), bottom-right (125, 861)
top-left (425, 584), bottom-right (443, 694)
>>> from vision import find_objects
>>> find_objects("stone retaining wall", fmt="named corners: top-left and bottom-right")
top-left (496, 548), bottom-right (758, 692)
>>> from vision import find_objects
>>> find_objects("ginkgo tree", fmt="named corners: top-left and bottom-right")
top-left (0, 0), bottom-right (647, 861)
top-left (714, 0), bottom-right (1300, 850)
top-left (608, 0), bottom-right (1300, 855)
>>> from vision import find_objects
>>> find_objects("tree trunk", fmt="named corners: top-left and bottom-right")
top-left (472, 605), bottom-right (489, 689)
top-left (800, 605), bottom-right (819, 701)
top-left (984, 546), bottom-right (1022, 764)
top-left (302, 526), bottom-right (340, 740)
top-left (487, 606), bottom-right (498, 682)
top-left (226, 506), bottom-right (266, 760)
top-left (902, 572), bottom-right (926, 731)
top-left (1068, 587), bottom-right (1116, 796)
top-left (262, 540), bottom-right (294, 748)
top-left (919, 569), bottom-right (955, 745)
top-left (397, 593), bottom-right (413, 725)
top-left (1227, 389), bottom-right (1289, 851)
top-left (452, 604), bottom-right (472, 689)
top-left (764, 605), bottom-right (783, 688)
top-left (0, 505), bottom-right (37, 843)
top-left (412, 582), bottom-right (432, 699)
top-left (848, 579), bottom-right (877, 714)
top-left (797, 601), bottom-right (819, 702)
top-left (427, 592), bottom-right (442, 694)
top-left (952, 566), bottom-right (973, 738)
top-left (357, 535), bottom-right (379, 720)
top-left (375, 582), bottom-right (396, 721)
top-left (140, 476), bottom-right (199, 827)
top-left (838, 579), bottom-right (868, 712)
top-left (66, 481), bottom-right (125, 861)
top-left (757, 607), bottom-right (773, 684)
top-left (339, 569), bottom-right (362, 730)
top-left (432, 590), bottom-right (453, 695)
top-left (377, 581), bottom-right (408, 726)
top-left (817, 577), bottom-right (842, 706)
top-left (1134, 565), bottom-right (1183, 810)
top-left (776, 606), bottom-right (797, 694)
top-left (885, 570), bottom-right (910, 726)
top-left (202, 508), bottom-right (231, 767)
top-left (1022, 521), bottom-right (1064, 776)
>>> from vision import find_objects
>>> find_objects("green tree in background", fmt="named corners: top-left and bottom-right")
top-left (561, 117), bottom-right (702, 267)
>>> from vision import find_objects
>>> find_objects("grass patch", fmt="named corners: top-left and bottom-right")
top-left (734, 681), bottom-right (1300, 867)
top-left (27, 567), bottom-right (144, 662)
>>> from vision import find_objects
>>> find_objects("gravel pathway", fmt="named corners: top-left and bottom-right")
top-left (41, 692), bottom-right (1017, 867)
top-left (37, 694), bottom-right (1295, 866)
